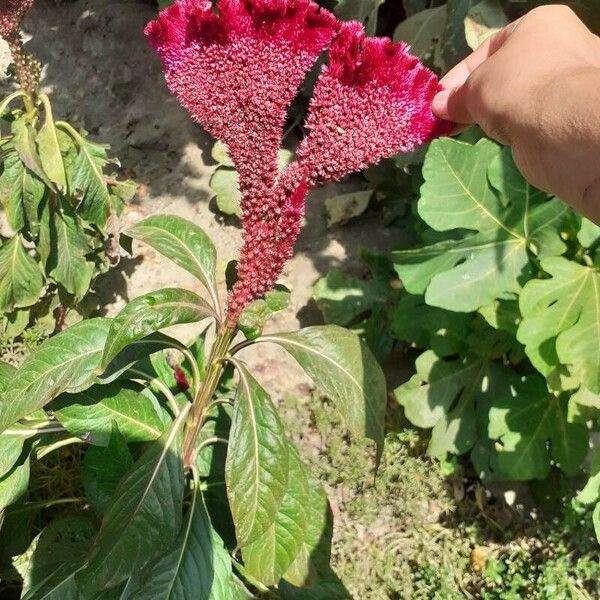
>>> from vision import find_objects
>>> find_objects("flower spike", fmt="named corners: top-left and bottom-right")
top-left (146, 0), bottom-right (338, 206)
top-left (0, 0), bottom-right (34, 39)
top-left (296, 22), bottom-right (453, 186)
top-left (147, 1), bottom-right (451, 325)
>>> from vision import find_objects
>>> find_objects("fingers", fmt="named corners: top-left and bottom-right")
top-left (432, 19), bottom-right (522, 123)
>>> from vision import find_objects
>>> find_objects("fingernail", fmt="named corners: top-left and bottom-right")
top-left (432, 89), bottom-right (451, 117)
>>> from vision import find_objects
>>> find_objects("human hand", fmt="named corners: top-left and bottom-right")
top-left (432, 5), bottom-right (600, 222)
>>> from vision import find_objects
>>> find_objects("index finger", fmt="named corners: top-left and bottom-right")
top-left (438, 18), bottom-right (522, 90)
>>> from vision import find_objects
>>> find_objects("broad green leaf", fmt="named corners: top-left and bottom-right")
top-left (393, 140), bottom-right (572, 311)
top-left (0, 236), bottom-right (43, 311)
top-left (260, 326), bottom-right (386, 458)
top-left (99, 332), bottom-right (189, 384)
top-left (578, 217), bottom-right (600, 248)
top-left (395, 349), bottom-right (514, 458)
top-left (324, 190), bottom-right (371, 227)
top-left (225, 364), bottom-right (289, 547)
top-left (488, 377), bottom-right (588, 479)
top-left (242, 443), bottom-right (309, 585)
top-left (53, 383), bottom-right (164, 446)
top-left (568, 387), bottom-right (600, 424)
top-left (126, 215), bottom-right (218, 309)
top-left (391, 293), bottom-right (470, 357)
top-left (0, 318), bottom-right (111, 432)
top-left (464, 0), bottom-right (508, 50)
top-left (280, 474), bottom-right (342, 597)
top-left (21, 515), bottom-right (97, 600)
top-left (12, 117), bottom-right (55, 189)
top-left (593, 503), bottom-right (600, 544)
top-left (71, 137), bottom-right (113, 228)
top-left (478, 298), bottom-right (520, 335)
top-left (210, 167), bottom-right (241, 217)
top-left (36, 96), bottom-right (67, 190)
top-left (0, 453), bottom-right (29, 511)
top-left (47, 206), bottom-right (94, 299)
top-left (393, 6), bottom-right (447, 62)
top-left (313, 269), bottom-right (388, 327)
top-left (0, 433), bottom-right (25, 478)
top-left (334, 0), bottom-right (383, 34)
top-left (0, 148), bottom-right (26, 231)
top-left (124, 484), bottom-right (240, 599)
top-left (577, 447), bottom-right (600, 505)
top-left (0, 360), bottom-right (16, 394)
top-left (101, 288), bottom-right (214, 369)
top-left (77, 409), bottom-right (188, 590)
top-left (518, 257), bottom-right (600, 393)
top-left (438, 0), bottom-right (476, 72)
top-left (83, 424), bottom-right (134, 514)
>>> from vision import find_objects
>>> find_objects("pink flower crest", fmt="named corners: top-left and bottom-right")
top-left (0, 0), bottom-right (34, 38)
top-left (146, 0), bottom-right (451, 325)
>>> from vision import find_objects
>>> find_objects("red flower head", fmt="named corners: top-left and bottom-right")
top-left (0, 0), bottom-right (34, 39)
top-left (146, 0), bottom-right (451, 325)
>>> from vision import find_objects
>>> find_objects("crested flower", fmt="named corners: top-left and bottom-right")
top-left (146, 0), bottom-right (451, 325)
top-left (0, 0), bottom-right (34, 39)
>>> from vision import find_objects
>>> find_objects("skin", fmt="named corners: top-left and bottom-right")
top-left (432, 5), bottom-right (600, 224)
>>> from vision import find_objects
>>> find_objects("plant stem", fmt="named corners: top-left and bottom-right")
top-left (182, 324), bottom-right (236, 467)
top-left (36, 437), bottom-right (85, 460)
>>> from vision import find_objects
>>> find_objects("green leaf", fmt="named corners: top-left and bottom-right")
top-left (53, 383), bottom-right (164, 446)
top-left (0, 360), bottom-right (16, 393)
top-left (0, 453), bottom-right (29, 511)
top-left (393, 6), bottom-right (447, 62)
top-left (264, 285), bottom-right (291, 313)
top-left (83, 424), bottom-right (134, 514)
top-left (464, 0), bottom-right (508, 50)
top-left (211, 140), bottom-right (234, 167)
top-left (0, 318), bottom-right (111, 432)
top-left (334, 0), bottom-right (383, 34)
top-left (12, 117), bottom-right (55, 190)
top-left (578, 217), bottom-right (600, 248)
top-left (518, 257), bottom-right (600, 393)
top-left (0, 148), bottom-right (26, 232)
top-left (593, 503), bottom-right (600, 544)
top-left (101, 288), bottom-right (214, 369)
top-left (260, 326), bottom-right (386, 459)
top-left (280, 474), bottom-right (339, 596)
top-left (313, 269), bottom-right (388, 327)
top-left (77, 408), bottom-right (188, 591)
top-left (242, 443), bottom-right (309, 586)
top-left (324, 190), bottom-right (371, 227)
top-left (71, 136), bottom-right (113, 228)
top-left (99, 332), bottom-right (189, 384)
top-left (238, 299), bottom-right (272, 341)
top-left (46, 205), bottom-right (94, 299)
top-left (392, 140), bottom-right (572, 311)
top-left (391, 293), bottom-right (471, 357)
top-left (0, 433), bottom-right (25, 478)
top-left (0, 236), bottom-right (43, 312)
top-left (21, 515), bottom-right (97, 600)
top-left (488, 376), bottom-right (588, 479)
top-left (36, 96), bottom-right (67, 190)
top-left (124, 484), bottom-right (240, 599)
top-left (126, 215), bottom-right (218, 310)
top-left (225, 364), bottom-right (289, 547)
top-left (395, 349), bottom-right (515, 459)
top-left (478, 298), bottom-right (520, 336)
top-left (210, 167), bottom-right (242, 217)
top-left (577, 447), bottom-right (600, 505)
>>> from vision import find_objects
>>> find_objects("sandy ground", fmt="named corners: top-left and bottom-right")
top-left (0, 0), bottom-right (407, 398)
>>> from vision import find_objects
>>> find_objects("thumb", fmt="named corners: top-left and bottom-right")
top-left (432, 85), bottom-right (473, 124)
